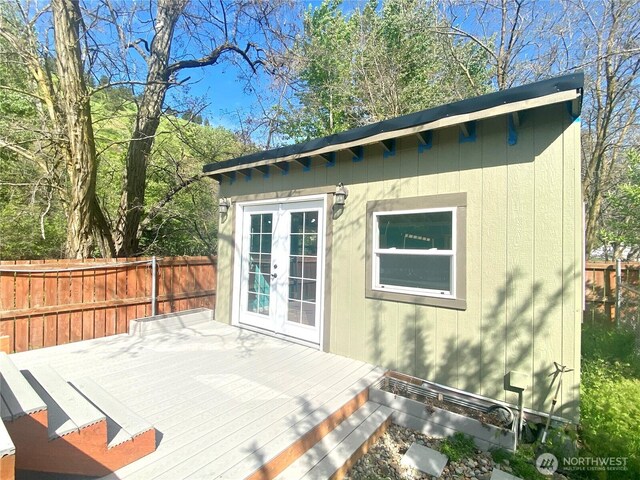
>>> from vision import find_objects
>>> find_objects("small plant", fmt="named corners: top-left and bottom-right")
top-left (490, 445), bottom-right (546, 480)
top-left (440, 432), bottom-right (475, 462)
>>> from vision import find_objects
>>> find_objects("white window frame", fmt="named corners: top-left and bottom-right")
top-left (372, 207), bottom-right (457, 299)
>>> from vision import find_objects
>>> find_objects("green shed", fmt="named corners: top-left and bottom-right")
top-left (203, 73), bottom-right (584, 422)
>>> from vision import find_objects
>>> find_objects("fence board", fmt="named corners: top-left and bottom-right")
top-left (0, 256), bottom-right (216, 352)
top-left (82, 261), bottom-right (95, 340)
top-left (585, 262), bottom-right (640, 323)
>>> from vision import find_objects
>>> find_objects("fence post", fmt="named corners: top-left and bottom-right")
top-left (616, 258), bottom-right (622, 327)
top-left (151, 256), bottom-right (157, 317)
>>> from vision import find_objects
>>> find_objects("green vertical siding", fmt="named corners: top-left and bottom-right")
top-left (215, 102), bottom-right (582, 420)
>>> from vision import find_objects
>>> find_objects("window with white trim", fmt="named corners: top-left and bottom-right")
top-left (373, 208), bottom-right (456, 298)
top-left (365, 193), bottom-right (466, 310)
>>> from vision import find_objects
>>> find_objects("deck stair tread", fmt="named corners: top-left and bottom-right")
top-left (0, 416), bottom-right (15, 457)
top-left (22, 365), bottom-right (105, 439)
top-left (70, 377), bottom-right (154, 448)
top-left (204, 367), bottom-right (385, 479)
top-left (0, 352), bottom-right (46, 421)
top-left (273, 401), bottom-right (382, 480)
top-left (277, 404), bottom-right (393, 480)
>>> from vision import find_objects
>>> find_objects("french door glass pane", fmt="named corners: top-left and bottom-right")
top-left (286, 210), bottom-right (319, 327)
top-left (246, 213), bottom-right (272, 315)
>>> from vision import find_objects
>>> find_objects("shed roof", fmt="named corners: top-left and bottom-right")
top-left (203, 72), bottom-right (583, 177)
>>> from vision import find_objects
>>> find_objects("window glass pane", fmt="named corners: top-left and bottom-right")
top-left (290, 257), bottom-right (303, 277)
top-left (251, 215), bottom-right (261, 233)
top-left (379, 254), bottom-right (452, 292)
top-left (248, 293), bottom-right (258, 313)
top-left (288, 300), bottom-right (301, 324)
top-left (261, 214), bottom-right (273, 233)
top-left (378, 211), bottom-right (452, 250)
top-left (248, 292), bottom-right (269, 314)
top-left (302, 280), bottom-right (316, 302)
top-left (301, 302), bottom-right (316, 326)
top-left (261, 234), bottom-right (272, 254)
top-left (248, 273), bottom-right (258, 293)
top-left (304, 234), bottom-right (318, 255)
top-left (290, 234), bottom-right (303, 255)
top-left (250, 234), bottom-right (260, 253)
top-left (258, 294), bottom-right (270, 315)
top-left (303, 258), bottom-right (317, 280)
top-left (291, 212), bottom-right (304, 234)
top-left (259, 254), bottom-right (271, 275)
top-left (289, 278), bottom-right (302, 300)
top-left (305, 211), bottom-right (318, 233)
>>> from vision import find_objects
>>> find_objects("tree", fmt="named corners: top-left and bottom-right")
top-left (277, 0), bottom-right (491, 141)
top-left (433, 0), bottom-right (640, 257)
top-left (0, 0), bottom-right (293, 258)
top-left (571, 0), bottom-right (640, 255)
top-left (599, 151), bottom-right (640, 260)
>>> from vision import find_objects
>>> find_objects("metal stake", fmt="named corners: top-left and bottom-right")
top-left (541, 362), bottom-right (573, 444)
top-left (151, 256), bottom-right (157, 317)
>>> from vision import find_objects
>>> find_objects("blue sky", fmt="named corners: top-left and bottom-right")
top-left (165, 1), bottom-right (370, 133)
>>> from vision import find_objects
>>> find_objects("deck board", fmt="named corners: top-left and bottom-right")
top-left (10, 321), bottom-right (381, 479)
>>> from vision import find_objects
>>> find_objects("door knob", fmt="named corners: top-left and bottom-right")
top-left (271, 272), bottom-right (278, 279)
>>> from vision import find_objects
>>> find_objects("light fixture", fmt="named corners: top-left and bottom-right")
top-left (219, 197), bottom-right (231, 215)
top-left (334, 182), bottom-right (349, 206)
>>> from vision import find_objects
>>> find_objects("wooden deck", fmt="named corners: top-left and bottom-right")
top-left (10, 320), bottom-right (383, 479)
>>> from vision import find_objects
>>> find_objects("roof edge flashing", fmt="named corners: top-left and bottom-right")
top-left (204, 72), bottom-right (584, 175)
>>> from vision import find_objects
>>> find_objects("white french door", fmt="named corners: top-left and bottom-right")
top-left (235, 199), bottom-right (325, 345)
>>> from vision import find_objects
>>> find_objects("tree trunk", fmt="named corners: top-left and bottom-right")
top-left (113, 0), bottom-right (188, 256)
top-left (51, 0), bottom-right (99, 258)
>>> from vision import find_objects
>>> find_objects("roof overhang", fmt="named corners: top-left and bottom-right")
top-left (203, 72), bottom-right (583, 178)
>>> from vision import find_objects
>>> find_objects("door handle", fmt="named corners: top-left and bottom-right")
top-left (271, 272), bottom-right (278, 279)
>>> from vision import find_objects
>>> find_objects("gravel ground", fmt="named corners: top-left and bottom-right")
top-left (345, 424), bottom-right (499, 480)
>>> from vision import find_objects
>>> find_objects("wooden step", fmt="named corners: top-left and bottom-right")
top-left (22, 365), bottom-right (105, 438)
top-left (225, 367), bottom-right (384, 480)
top-left (2, 362), bottom-right (156, 477)
top-left (69, 377), bottom-right (154, 448)
top-left (0, 353), bottom-right (46, 421)
top-left (276, 402), bottom-right (393, 480)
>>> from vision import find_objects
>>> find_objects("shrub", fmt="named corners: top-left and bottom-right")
top-left (440, 432), bottom-right (475, 462)
top-left (490, 446), bottom-right (546, 480)
top-left (579, 323), bottom-right (640, 478)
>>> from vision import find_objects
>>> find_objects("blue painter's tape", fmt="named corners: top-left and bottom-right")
top-left (351, 145), bottom-right (364, 162)
top-left (508, 115), bottom-right (518, 146)
top-left (418, 131), bottom-right (432, 153)
top-left (459, 121), bottom-right (476, 143)
top-left (383, 139), bottom-right (396, 158)
top-left (325, 152), bottom-right (336, 168)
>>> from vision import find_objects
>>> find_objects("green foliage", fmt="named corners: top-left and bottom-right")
top-left (600, 150), bottom-right (640, 256)
top-left (490, 445), bottom-right (546, 480)
top-left (579, 323), bottom-right (640, 478)
top-left (439, 432), bottom-right (475, 462)
top-left (281, 0), bottom-right (491, 141)
top-left (91, 94), bottom-right (244, 257)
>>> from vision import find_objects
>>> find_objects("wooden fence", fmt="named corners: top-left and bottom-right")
top-left (585, 261), bottom-right (640, 323)
top-left (0, 256), bottom-right (217, 353)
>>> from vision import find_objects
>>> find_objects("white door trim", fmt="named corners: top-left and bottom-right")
top-left (231, 194), bottom-right (327, 349)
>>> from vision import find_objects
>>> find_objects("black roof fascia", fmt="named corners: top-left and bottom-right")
top-left (203, 72), bottom-right (583, 174)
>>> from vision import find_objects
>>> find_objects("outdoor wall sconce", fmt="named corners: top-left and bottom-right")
top-left (219, 197), bottom-right (231, 217)
top-left (334, 182), bottom-right (349, 206)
